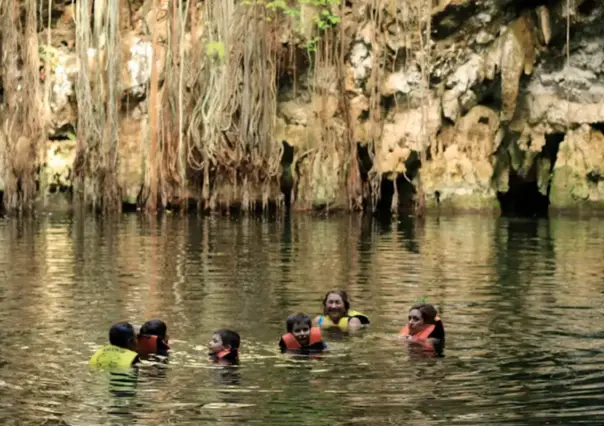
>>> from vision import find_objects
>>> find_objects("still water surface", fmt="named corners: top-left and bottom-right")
top-left (0, 213), bottom-right (603, 425)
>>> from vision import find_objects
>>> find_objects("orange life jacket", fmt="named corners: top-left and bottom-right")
top-left (138, 334), bottom-right (170, 356)
top-left (400, 316), bottom-right (441, 351)
top-left (137, 335), bottom-right (158, 356)
top-left (281, 327), bottom-right (323, 350)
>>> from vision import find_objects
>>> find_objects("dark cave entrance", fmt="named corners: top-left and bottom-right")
top-left (497, 133), bottom-right (563, 218)
top-left (374, 151), bottom-right (421, 218)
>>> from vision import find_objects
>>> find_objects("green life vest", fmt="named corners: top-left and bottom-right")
top-left (89, 344), bottom-right (138, 370)
top-left (317, 310), bottom-right (370, 332)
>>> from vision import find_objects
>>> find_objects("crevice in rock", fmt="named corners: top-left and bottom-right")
top-left (507, 0), bottom-right (551, 15)
top-left (497, 132), bottom-right (563, 217)
top-left (431, 2), bottom-right (478, 41)
top-left (374, 150), bottom-right (422, 217)
top-left (380, 94), bottom-right (395, 112)
top-left (374, 175), bottom-right (394, 218)
top-left (48, 123), bottom-right (76, 141)
top-left (591, 122), bottom-right (604, 134)
top-left (578, 0), bottom-right (598, 16)
top-left (473, 77), bottom-right (502, 112)
top-left (357, 143), bottom-right (373, 182)
top-left (280, 140), bottom-right (295, 211)
top-left (543, 132), bottom-right (563, 198)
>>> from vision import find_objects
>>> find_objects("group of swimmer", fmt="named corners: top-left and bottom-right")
top-left (89, 290), bottom-right (446, 370)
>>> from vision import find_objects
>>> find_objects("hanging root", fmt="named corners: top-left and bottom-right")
top-left (74, 0), bottom-right (121, 212)
top-left (0, 0), bottom-right (46, 214)
top-left (184, 1), bottom-right (281, 213)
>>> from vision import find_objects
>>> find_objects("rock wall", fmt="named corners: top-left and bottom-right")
top-left (1, 0), bottom-right (604, 215)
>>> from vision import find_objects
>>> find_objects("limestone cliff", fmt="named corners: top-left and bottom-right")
top-left (0, 0), bottom-right (603, 216)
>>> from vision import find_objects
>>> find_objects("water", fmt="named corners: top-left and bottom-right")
top-left (0, 213), bottom-right (603, 425)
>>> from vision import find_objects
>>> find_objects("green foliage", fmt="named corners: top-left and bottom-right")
top-left (248, 0), bottom-right (341, 51)
top-left (38, 44), bottom-right (61, 72)
top-left (206, 41), bottom-right (226, 61)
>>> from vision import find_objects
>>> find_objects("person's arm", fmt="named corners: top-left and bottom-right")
top-left (348, 317), bottom-right (363, 332)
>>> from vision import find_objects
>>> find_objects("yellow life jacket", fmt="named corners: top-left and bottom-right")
top-left (317, 310), bottom-right (370, 332)
top-left (89, 344), bottom-right (138, 370)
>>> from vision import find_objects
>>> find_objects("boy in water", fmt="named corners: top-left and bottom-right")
top-left (279, 313), bottom-right (326, 355)
top-left (137, 319), bottom-right (171, 358)
top-left (208, 329), bottom-right (240, 365)
top-left (89, 322), bottom-right (140, 370)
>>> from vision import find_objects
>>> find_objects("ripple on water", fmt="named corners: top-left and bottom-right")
top-left (0, 214), bottom-right (603, 424)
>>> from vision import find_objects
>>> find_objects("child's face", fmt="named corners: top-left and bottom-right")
top-left (292, 322), bottom-right (311, 345)
top-left (208, 333), bottom-right (225, 354)
top-left (408, 309), bottom-right (425, 334)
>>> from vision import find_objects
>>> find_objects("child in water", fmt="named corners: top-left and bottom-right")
top-left (280, 313), bottom-right (326, 355)
top-left (137, 319), bottom-right (171, 358)
top-left (208, 329), bottom-right (240, 365)
top-left (399, 303), bottom-right (445, 355)
top-left (89, 322), bottom-right (140, 370)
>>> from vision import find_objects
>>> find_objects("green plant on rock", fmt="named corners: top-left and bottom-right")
top-left (248, 0), bottom-right (341, 50)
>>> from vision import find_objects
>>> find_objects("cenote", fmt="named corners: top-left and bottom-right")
top-left (1, 213), bottom-right (604, 425)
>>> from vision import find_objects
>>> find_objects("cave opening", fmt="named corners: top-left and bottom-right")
top-left (497, 132), bottom-right (563, 218)
top-left (374, 151), bottom-right (421, 218)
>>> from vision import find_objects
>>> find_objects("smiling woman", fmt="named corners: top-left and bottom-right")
top-left (313, 290), bottom-right (370, 332)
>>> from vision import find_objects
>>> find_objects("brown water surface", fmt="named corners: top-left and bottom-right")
top-left (0, 214), bottom-right (603, 425)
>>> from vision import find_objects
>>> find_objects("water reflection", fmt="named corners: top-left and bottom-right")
top-left (0, 213), bottom-right (603, 424)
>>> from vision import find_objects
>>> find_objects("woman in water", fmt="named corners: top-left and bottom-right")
top-left (313, 290), bottom-right (370, 333)
top-left (399, 303), bottom-right (445, 355)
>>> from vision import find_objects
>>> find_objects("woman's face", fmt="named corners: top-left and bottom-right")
top-left (408, 309), bottom-right (425, 334)
top-left (325, 293), bottom-right (346, 320)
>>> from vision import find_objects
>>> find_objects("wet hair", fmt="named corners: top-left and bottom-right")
top-left (286, 313), bottom-right (312, 333)
top-left (410, 303), bottom-right (439, 324)
top-left (215, 329), bottom-right (240, 350)
top-left (109, 322), bottom-right (136, 349)
top-left (139, 319), bottom-right (167, 339)
top-left (322, 289), bottom-right (351, 315)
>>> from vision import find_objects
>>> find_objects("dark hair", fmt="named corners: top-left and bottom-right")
top-left (140, 319), bottom-right (167, 339)
top-left (286, 313), bottom-right (312, 333)
top-left (215, 329), bottom-right (240, 350)
top-left (109, 322), bottom-right (136, 349)
top-left (410, 303), bottom-right (438, 324)
top-left (322, 290), bottom-right (350, 315)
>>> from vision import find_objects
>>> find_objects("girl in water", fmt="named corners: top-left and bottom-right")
top-left (399, 303), bottom-right (445, 355)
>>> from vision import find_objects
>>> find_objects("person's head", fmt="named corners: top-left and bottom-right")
top-left (140, 319), bottom-right (168, 342)
top-left (286, 313), bottom-right (312, 346)
top-left (208, 329), bottom-right (240, 355)
top-left (109, 322), bottom-right (137, 351)
top-left (322, 290), bottom-right (350, 322)
top-left (408, 303), bottom-right (438, 335)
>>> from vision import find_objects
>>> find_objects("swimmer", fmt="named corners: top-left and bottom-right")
top-left (208, 329), bottom-right (240, 365)
top-left (313, 290), bottom-right (370, 332)
top-left (89, 322), bottom-right (140, 370)
top-left (280, 313), bottom-right (326, 355)
top-left (399, 303), bottom-right (445, 355)
top-left (137, 319), bottom-right (170, 358)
